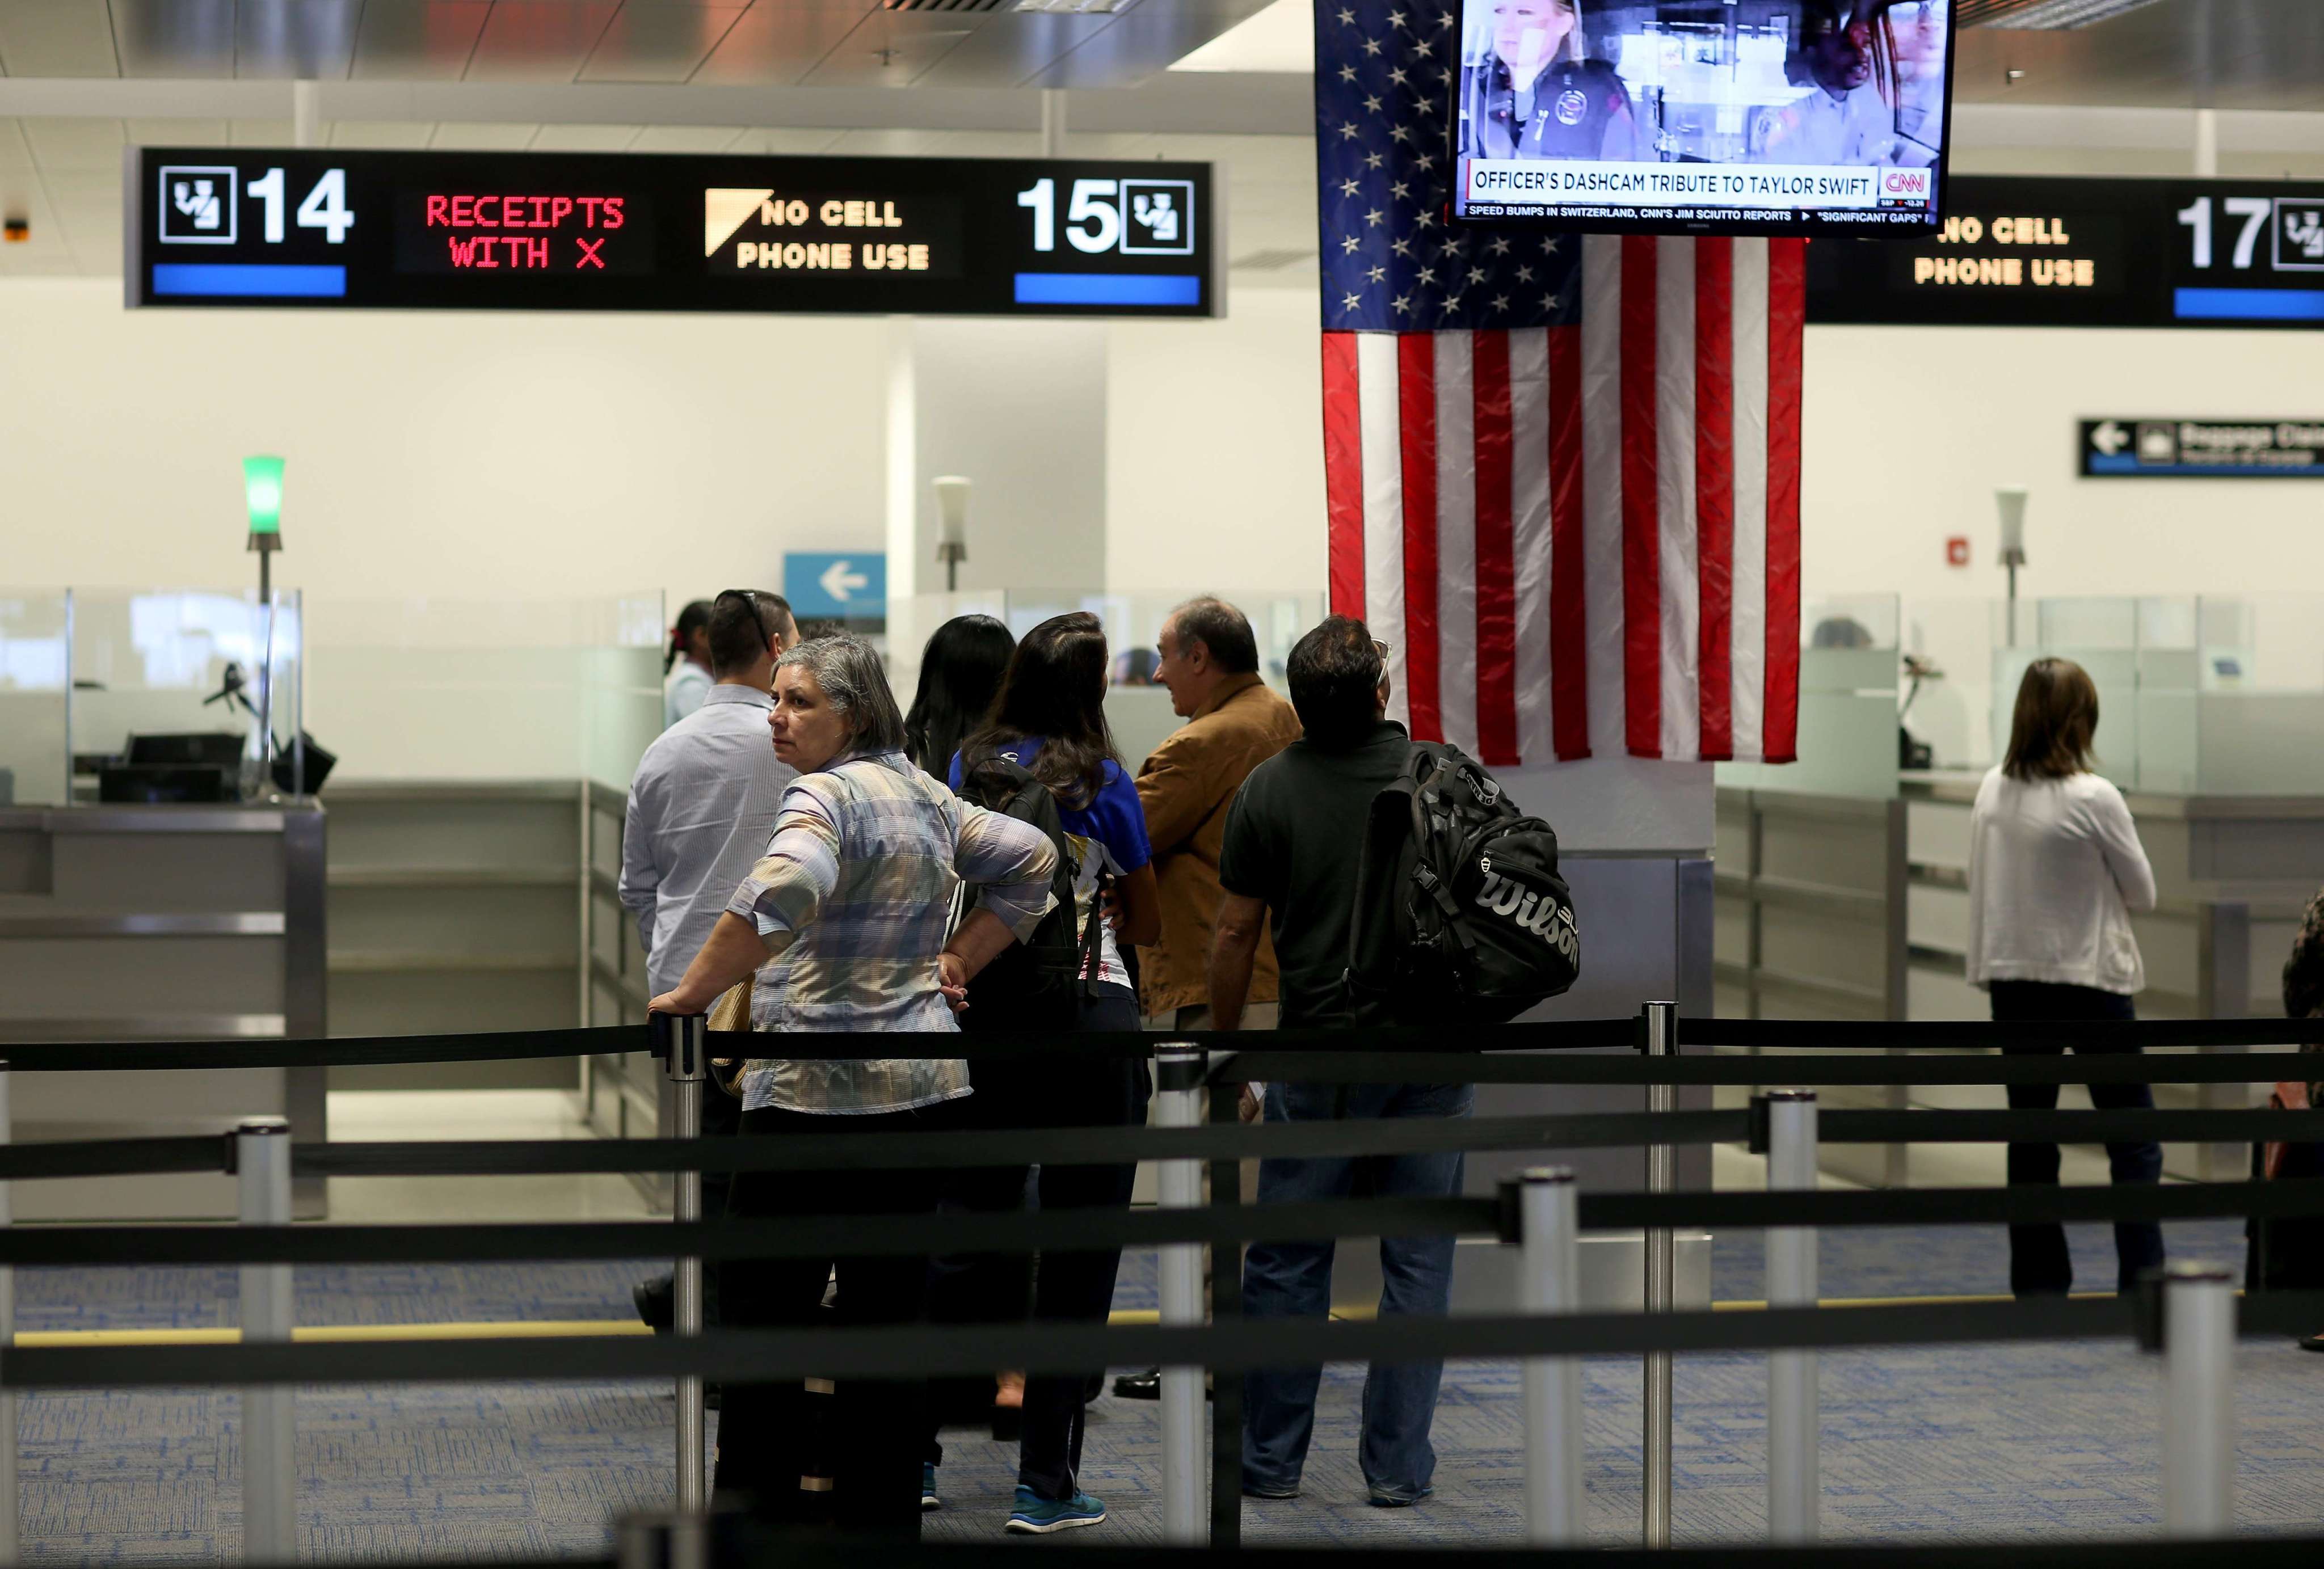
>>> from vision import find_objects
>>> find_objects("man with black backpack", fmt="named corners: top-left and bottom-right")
top-left (1207, 617), bottom-right (1477, 1511)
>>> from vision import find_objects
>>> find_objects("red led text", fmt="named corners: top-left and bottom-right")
top-left (424, 194), bottom-right (626, 230)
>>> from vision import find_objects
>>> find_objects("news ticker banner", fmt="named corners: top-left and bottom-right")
top-left (128, 149), bottom-right (1216, 318)
top-left (2081, 418), bottom-right (2324, 479)
top-left (1810, 174), bottom-right (2324, 330)
top-left (1460, 159), bottom-right (1938, 229)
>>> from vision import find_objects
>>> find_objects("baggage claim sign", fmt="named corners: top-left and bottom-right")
top-left (129, 149), bottom-right (1216, 317)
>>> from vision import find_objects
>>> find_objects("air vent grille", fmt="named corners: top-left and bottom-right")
top-left (1960, 0), bottom-right (2166, 27)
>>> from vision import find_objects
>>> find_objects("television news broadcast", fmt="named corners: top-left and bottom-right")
top-left (1452, 0), bottom-right (1953, 233)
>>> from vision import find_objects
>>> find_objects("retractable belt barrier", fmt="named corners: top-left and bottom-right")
top-left (25, 1290), bottom-right (2324, 1390)
top-left (9, 1176), bottom-right (2324, 1269)
top-left (4, 1105), bottom-right (2324, 1184)
top-left (12, 1002), bottom-right (2324, 1563)
top-left (27, 1010), bottom-right (2324, 1074)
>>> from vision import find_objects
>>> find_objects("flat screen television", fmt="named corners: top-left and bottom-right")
top-left (1450, 0), bottom-right (1956, 235)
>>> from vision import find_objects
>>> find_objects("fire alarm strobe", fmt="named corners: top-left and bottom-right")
top-left (1, 217), bottom-right (27, 243)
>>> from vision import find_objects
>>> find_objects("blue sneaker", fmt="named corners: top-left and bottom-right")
top-left (1005, 1484), bottom-right (1106, 1534)
top-left (921, 1462), bottom-right (941, 1512)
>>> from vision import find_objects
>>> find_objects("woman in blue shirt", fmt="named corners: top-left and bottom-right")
top-left (937, 611), bottom-right (1159, 1534)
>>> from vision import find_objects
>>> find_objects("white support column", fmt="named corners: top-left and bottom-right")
top-left (2194, 108), bottom-right (2219, 179)
top-left (1517, 1167), bottom-right (1585, 1546)
top-left (1153, 1044), bottom-right (1209, 1545)
top-left (238, 1117), bottom-right (296, 1563)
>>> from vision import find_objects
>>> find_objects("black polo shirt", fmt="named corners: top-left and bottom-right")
top-left (1218, 720), bottom-right (1412, 1030)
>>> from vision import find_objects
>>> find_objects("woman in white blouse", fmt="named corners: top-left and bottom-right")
top-left (1968, 657), bottom-right (2163, 1298)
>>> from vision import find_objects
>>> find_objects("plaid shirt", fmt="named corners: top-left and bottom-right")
top-left (727, 749), bottom-right (1056, 1115)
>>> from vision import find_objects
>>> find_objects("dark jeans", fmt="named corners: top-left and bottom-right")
top-left (1242, 1079), bottom-right (1474, 1502)
top-left (926, 982), bottom-right (1151, 1501)
top-left (715, 1103), bottom-right (938, 1539)
top-left (1990, 980), bottom-right (2165, 1296)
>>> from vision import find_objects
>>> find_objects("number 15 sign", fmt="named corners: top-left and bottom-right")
top-left (132, 147), bottom-right (1218, 318)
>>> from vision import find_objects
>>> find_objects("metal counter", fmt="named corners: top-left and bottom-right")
top-left (0, 800), bottom-right (326, 1218)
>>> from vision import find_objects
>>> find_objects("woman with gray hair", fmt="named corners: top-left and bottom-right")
top-left (650, 633), bottom-right (1058, 1538)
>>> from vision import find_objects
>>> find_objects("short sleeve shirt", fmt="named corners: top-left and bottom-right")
top-left (951, 740), bottom-right (1152, 992)
top-left (1218, 722), bottom-right (1412, 1028)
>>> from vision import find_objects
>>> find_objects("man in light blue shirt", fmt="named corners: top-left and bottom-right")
top-left (620, 588), bottom-right (798, 1334)
top-left (624, 591), bottom-right (801, 997)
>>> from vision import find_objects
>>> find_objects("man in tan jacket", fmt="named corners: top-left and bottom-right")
top-left (1136, 597), bottom-right (1303, 1032)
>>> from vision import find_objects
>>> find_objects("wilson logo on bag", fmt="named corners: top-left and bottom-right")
top-left (1346, 741), bottom-right (1581, 1027)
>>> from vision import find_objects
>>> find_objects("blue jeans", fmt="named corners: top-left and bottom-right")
top-left (1241, 1080), bottom-right (1475, 1502)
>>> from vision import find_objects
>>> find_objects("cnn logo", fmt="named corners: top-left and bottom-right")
top-left (1884, 170), bottom-right (1931, 198)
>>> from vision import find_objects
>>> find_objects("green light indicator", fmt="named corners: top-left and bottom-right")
top-left (242, 455), bottom-right (285, 537)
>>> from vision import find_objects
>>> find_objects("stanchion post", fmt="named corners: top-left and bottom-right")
top-left (1153, 1044), bottom-right (1209, 1546)
top-left (1761, 1090), bottom-right (1819, 1545)
top-left (1517, 1167), bottom-right (1585, 1546)
top-left (654, 1013), bottom-right (710, 1512)
top-left (0, 1062), bottom-right (16, 1568)
top-left (2162, 1261), bottom-right (2235, 1538)
top-left (1206, 1061), bottom-right (1244, 1550)
top-left (614, 1511), bottom-right (706, 1569)
top-left (237, 1116), bottom-right (296, 1563)
top-left (1640, 1000), bottom-right (1676, 1549)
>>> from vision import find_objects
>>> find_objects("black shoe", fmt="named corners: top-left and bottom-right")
top-left (635, 1277), bottom-right (674, 1335)
top-left (1110, 1368), bottom-right (1212, 1402)
top-left (2300, 1332), bottom-right (2324, 1353)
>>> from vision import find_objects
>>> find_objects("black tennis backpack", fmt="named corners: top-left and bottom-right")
top-left (1345, 741), bottom-right (1581, 1026)
top-left (952, 756), bottom-right (1102, 1031)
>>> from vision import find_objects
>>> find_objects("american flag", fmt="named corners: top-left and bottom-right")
top-left (1315, 0), bottom-right (1803, 765)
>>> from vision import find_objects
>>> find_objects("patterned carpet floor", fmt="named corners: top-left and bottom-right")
top-left (12, 1220), bottom-right (2316, 1558)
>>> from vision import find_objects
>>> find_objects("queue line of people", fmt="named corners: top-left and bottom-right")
top-left (625, 597), bottom-right (1475, 1540)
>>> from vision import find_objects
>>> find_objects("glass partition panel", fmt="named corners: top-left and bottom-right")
top-left (305, 593), bottom-right (662, 784)
top-left (1720, 593), bottom-right (1900, 798)
top-left (0, 591), bottom-right (70, 805)
top-left (583, 592), bottom-right (667, 791)
top-left (2193, 594), bottom-right (2324, 795)
top-left (1900, 597), bottom-right (1996, 774)
top-left (2132, 596), bottom-right (2199, 794)
top-left (67, 587), bottom-right (302, 799)
top-left (1990, 597), bottom-right (2144, 788)
top-left (889, 589), bottom-right (1323, 774)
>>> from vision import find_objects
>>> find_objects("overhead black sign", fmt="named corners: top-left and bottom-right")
top-left (1809, 175), bottom-right (2324, 330)
top-left (2081, 417), bottom-right (2324, 478)
top-left (128, 148), bottom-right (1216, 318)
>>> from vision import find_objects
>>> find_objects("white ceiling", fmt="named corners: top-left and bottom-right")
top-left (0, 0), bottom-right (1279, 91)
top-left (6, 0), bottom-right (2324, 282)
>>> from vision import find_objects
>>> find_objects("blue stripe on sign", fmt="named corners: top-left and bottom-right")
top-left (2174, 287), bottom-right (2324, 322)
top-left (151, 263), bottom-right (347, 299)
top-left (1013, 272), bottom-right (1202, 307)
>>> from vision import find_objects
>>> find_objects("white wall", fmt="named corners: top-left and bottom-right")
top-left (1107, 285), bottom-right (1328, 594)
top-left (891, 318), bottom-right (1111, 598)
top-left (0, 279), bottom-right (890, 602)
top-left (1802, 324), bottom-right (2324, 606)
top-left (0, 278), bottom-right (1328, 610)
